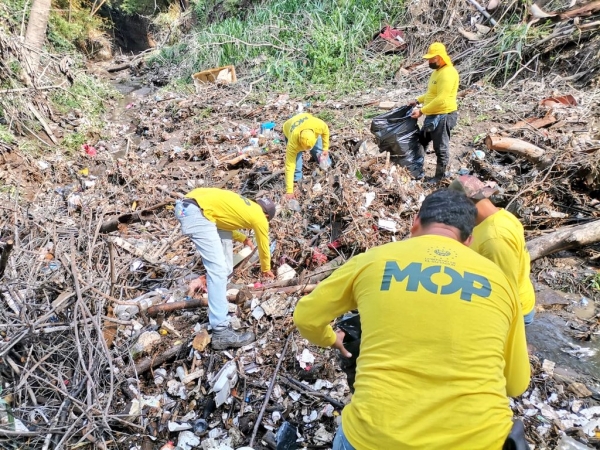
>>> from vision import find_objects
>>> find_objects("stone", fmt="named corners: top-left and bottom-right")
top-left (192, 329), bottom-right (211, 351)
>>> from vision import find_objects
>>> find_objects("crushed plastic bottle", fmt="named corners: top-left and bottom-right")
top-left (288, 199), bottom-right (301, 212)
top-left (318, 154), bottom-right (331, 170)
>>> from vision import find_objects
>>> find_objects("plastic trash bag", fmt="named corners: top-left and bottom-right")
top-left (335, 312), bottom-right (361, 393)
top-left (370, 106), bottom-right (424, 178)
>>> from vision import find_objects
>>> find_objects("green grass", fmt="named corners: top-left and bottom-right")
top-left (0, 125), bottom-right (15, 144)
top-left (153, 0), bottom-right (406, 94)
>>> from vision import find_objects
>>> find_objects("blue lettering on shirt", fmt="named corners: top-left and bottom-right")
top-left (380, 261), bottom-right (492, 302)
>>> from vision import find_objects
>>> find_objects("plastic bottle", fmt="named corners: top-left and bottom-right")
top-left (288, 200), bottom-right (301, 212)
top-left (318, 154), bottom-right (331, 170)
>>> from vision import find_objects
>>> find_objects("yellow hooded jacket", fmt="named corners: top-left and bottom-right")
top-left (282, 113), bottom-right (330, 194)
top-left (417, 46), bottom-right (459, 115)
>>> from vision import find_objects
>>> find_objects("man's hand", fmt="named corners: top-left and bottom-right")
top-left (284, 193), bottom-right (296, 200)
top-left (243, 238), bottom-right (255, 250)
top-left (261, 270), bottom-right (275, 280)
top-left (332, 329), bottom-right (352, 358)
top-left (407, 99), bottom-right (418, 107)
top-left (188, 275), bottom-right (207, 297)
top-left (410, 108), bottom-right (423, 119)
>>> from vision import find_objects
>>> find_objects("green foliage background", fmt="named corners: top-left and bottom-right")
top-left (154, 0), bottom-right (407, 93)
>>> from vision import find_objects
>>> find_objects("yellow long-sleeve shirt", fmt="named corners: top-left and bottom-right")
top-left (282, 113), bottom-right (330, 194)
top-left (294, 235), bottom-right (530, 450)
top-left (416, 64), bottom-right (459, 115)
top-left (471, 209), bottom-right (535, 316)
top-left (185, 188), bottom-right (271, 272)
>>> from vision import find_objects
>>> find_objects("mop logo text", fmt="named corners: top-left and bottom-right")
top-left (380, 261), bottom-right (491, 302)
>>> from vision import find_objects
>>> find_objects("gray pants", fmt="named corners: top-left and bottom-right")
top-left (419, 111), bottom-right (458, 174)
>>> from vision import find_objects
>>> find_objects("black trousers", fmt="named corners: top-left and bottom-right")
top-left (419, 111), bottom-right (458, 172)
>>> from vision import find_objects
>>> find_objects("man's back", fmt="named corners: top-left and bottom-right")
top-left (295, 234), bottom-right (529, 449)
top-left (470, 209), bottom-right (535, 316)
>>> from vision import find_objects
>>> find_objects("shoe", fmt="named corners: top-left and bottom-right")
top-left (434, 164), bottom-right (448, 179)
top-left (212, 326), bottom-right (255, 350)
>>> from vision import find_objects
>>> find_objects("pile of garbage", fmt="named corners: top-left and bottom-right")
top-left (0, 71), bottom-right (599, 449)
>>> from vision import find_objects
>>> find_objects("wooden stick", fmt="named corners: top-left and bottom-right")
top-left (249, 333), bottom-right (292, 447)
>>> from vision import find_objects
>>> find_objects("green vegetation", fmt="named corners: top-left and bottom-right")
top-left (154, 0), bottom-right (406, 93)
top-left (0, 125), bottom-right (16, 144)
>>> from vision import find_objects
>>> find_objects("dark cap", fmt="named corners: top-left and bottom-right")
top-left (256, 198), bottom-right (276, 220)
top-left (448, 175), bottom-right (499, 201)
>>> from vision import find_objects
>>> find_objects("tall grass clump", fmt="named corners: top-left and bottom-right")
top-left (154, 0), bottom-right (406, 94)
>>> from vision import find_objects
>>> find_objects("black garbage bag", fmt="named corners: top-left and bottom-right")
top-left (370, 106), bottom-right (424, 178)
top-left (335, 312), bottom-right (361, 393)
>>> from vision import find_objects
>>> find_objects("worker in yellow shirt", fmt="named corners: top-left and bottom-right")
top-left (282, 112), bottom-right (331, 198)
top-left (175, 188), bottom-right (275, 349)
top-left (294, 189), bottom-right (530, 450)
top-left (409, 42), bottom-right (459, 180)
top-left (449, 175), bottom-right (536, 324)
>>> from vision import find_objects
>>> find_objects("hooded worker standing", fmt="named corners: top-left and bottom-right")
top-left (409, 42), bottom-right (459, 180)
top-left (175, 188), bottom-right (276, 349)
top-left (282, 112), bottom-right (331, 198)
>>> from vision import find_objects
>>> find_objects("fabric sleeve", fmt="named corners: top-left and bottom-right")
top-left (477, 238), bottom-right (522, 307)
top-left (416, 93), bottom-right (426, 104)
top-left (294, 257), bottom-right (359, 347)
top-left (503, 278), bottom-right (531, 397)
top-left (232, 231), bottom-right (246, 243)
top-left (253, 218), bottom-right (271, 272)
top-left (421, 69), bottom-right (458, 115)
top-left (318, 120), bottom-right (330, 152)
top-left (284, 144), bottom-right (298, 194)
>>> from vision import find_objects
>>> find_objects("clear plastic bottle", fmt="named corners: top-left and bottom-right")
top-left (318, 154), bottom-right (331, 170)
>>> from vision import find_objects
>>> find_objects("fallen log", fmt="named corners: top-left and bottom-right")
top-left (485, 135), bottom-right (552, 167)
top-left (147, 298), bottom-right (207, 317)
top-left (0, 239), bottom-right (14, 280)
top-left (99, 201), bottom-right (173, 233)
top-left (527, 219), bottom-right (600, 261)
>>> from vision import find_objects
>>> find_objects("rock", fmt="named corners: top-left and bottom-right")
top-left (378, 101), bottom-right (396, 109)
top-left (131, 331), bottom-right (161, 355)
top-left (569, 382), bottom-right (593, 398)
top-left (193, 329), bottom-right (211, 351)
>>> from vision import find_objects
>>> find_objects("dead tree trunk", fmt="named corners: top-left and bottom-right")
top-left (24, 0), bottom-right (52, 75)
top-left (527, 220), bottom-right (600, 261)
top-left (485, 135), bottom-right (552, 168)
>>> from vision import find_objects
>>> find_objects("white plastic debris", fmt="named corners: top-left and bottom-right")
top-left (378, 218), bottom-right (397, 233)
top-left (363, 192), bottom-right (376, 209)
top-left (177, 430), bottom-right (201, 450)
top-left (211, 361), bottom-right (238, 407)
top-left (251, 305), bottom-right (265, 320)
top-left (313, 424), bottom-right (334, 442)
top-left (168, 421), bottom-right (192, 431)
top-left (272, 411), bottom-right (282, 424)
top-left (312, 183), bottom-right (323, 193)
top-left (277, 264), bottom-right (296, 281)
top-left (297, 349), bottom-right (315, 369)
top-left (154, 368), bottom-right (167, 386)
top-left (289, 391), bottom-right (301, 401)
top-left (542, 359), bottom-right (556, 375)
top-left (303, 410), bottom-right (318, 423)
